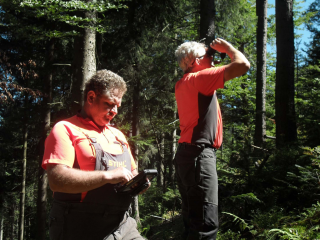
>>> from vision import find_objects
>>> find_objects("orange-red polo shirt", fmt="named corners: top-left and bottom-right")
top-left (42, 115), bottom-right (136, 171)
top-left (175, 66), bottom-right (225, 149)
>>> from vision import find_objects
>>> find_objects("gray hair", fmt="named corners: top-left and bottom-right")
top-left (175, 41), bottom-right (206, 72)
top-left (84, 69), bottom-right (127, 100)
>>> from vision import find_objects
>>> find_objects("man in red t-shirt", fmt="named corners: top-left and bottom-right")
top-left (174, 38), bottom-right (250, 239)
top-left (43, 70), bottom-right (148, 240)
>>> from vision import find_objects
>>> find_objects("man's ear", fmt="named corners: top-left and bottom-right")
top-left (195, 58), bottom-right (201, 65)
top-left (87, 91), bottom-right (96, 105)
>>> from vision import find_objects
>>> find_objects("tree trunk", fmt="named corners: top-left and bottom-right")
top-left (0, 214), bottom-right (3, 240)
top-left (71, 3), bottom-right (96, 114)
top-left (28, 217), bottom-right (31, 239)
top-left (275, 0), bottom-right (297, 147)
top-left (36, 38), bottom-right (54, 240)
top-left (96, 30), bottom-right (104, 70)
top-left (126, 0), bottom-right (142, 224)
top-left (157, 133), bottom-right (165, 188)
top-left (131, 74), bottom-right (141, 225)
top-left (169, 65), bottom-right (178, 188)
top-left (169, 104), bottom-right (177, 188)
top-left (254, 0), bottom-right (267, 147)
top-left (161, 134), bottom-right (166, 193)
top-left (200, 0), bottom-right (216, 43)
top-left (18, 119), bottom-right (27, 240)
top-left (10, 201), bottom-right (15, 240)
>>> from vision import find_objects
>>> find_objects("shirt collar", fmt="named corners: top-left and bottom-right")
top-left (76, 112), bottom-right (109, 132)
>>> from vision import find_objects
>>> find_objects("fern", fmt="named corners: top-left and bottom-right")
top-left (230, 192), bottom-right (262, 204)
top-left (268, 228), bottom-right (301, 240)
top-left (222, 212), bottom-right (249, 231)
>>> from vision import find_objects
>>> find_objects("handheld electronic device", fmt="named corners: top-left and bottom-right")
top-left (114, 169), bottom-right (157, 196)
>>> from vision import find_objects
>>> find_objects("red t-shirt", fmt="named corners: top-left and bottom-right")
top-left (175, 66), bottom-right (225, 149)
top-left (42, 115), bottom-right (137, 171)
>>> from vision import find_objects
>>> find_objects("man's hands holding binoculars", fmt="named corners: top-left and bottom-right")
top-left (210, 38), bottom-right (232, 54)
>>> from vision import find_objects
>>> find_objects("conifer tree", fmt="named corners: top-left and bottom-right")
top-left (200, 0), bottom-right (216, 43)
top-left (36, 39), bottom-right (54, 240)
top-left (275, 0), bottom-right (297, 146)
top-left (255, 0), bottom-right (267, 147)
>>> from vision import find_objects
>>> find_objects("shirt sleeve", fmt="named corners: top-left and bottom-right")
top-left (192, 66), bottom-right (225, 95)
top-left (42, 122), bottom-right (75, 170)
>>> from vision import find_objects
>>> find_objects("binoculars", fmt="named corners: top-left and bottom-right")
top-left (200, 38), bottom-right (227, 60)
top-left (206, 47), bottom-right (226, 60)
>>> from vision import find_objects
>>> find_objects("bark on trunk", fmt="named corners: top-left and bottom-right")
top-left (200, 0), bottom-right (216, 43)
top-left (131, 75), bottom-right (141, 225)
top-left (37, 39), bottom-right (54, 240)
top-left (10, 201), bottom-right (15, 240)
top-left (254, 0), bottom-right (267, 147)
top-left (0, 215), bottom-right (4, 240)
top-left (161, 134), bottom-right (166, 193)
top-left (18, 119), bottom-right (28, 240)
top-left (275, 0), bottom-right (297, 147)
top-left (96, 32), bottom-right (103, 70)
top-left (169, 41), bottom-right (178, 189)
top-left (71, 4), bottom-right (96, 114)
top-left (127, 0), bottom-right (142, 224)
top-left (157, 134), bottom-right (165, 188)
top-left (169, 104), bottom-right (177, 188)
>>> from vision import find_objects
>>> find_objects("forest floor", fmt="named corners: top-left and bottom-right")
top-left (146, 215), bottom-right (184, 240)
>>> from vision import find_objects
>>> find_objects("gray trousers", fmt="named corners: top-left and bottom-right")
top-left (174, 144), bottom-right (219, 240)
top-left (104, 215), bottom-right (144, 240)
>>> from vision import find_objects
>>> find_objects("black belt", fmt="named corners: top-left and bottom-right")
top-left (52, 199), bottom-right (129, 214)
top-left (178, 142), bottom-right (216, 150)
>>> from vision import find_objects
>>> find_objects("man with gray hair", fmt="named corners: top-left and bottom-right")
top-left (174, 38), bottom-right (250, 239)
top-left (42, 69), bottom-right (148, 240)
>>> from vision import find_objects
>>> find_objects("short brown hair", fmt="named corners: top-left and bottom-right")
top-left (84, 70), bottom-right (127, 101)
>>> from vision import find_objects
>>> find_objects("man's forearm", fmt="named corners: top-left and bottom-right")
top-left (211, 38), bottom-right (250, 81)
top-left (224, 45), bottom-right (250, 81)
top-left (47, 164), bottom-right (134, 193)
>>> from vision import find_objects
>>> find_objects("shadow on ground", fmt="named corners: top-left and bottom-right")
top-left (146, 215), bottom-right (184, 240)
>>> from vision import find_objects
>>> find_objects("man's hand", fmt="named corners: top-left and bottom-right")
top-left (131, 169), bottom-right (151, 195)
top-left (105, 167), bottom-right (134, 185)
top-left (210, 38), bottom-right (232, 53)
top-left (210, 38), bottom-right (250, 82)
top-left (138, 180), bottom-right (151, 195)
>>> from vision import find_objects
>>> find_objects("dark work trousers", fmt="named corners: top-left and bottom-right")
top-left (49, 200), bottom-right (145, 240)
top-left (174, 144), bottom-right (219, 240)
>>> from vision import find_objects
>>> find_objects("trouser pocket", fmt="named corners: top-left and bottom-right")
top-left (49, 215), bottom-right (63, 240)
top-left (174, 148), bottom-right (202, 187)
top-left (104, 215), bottom-right (144, 240)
